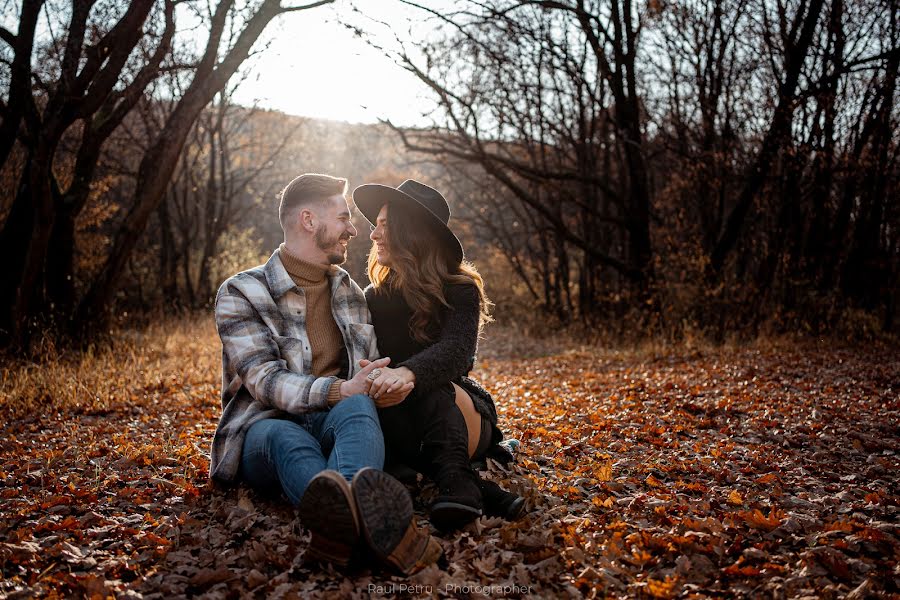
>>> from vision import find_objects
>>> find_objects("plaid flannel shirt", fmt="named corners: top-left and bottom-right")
top-left (209, 249), bottom-right (378, 483)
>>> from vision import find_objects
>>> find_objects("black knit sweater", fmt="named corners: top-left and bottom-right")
top-left (365, 282), bottom-right (498, 426)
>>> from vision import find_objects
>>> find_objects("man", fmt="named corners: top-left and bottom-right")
top-left (211, 173), bottom-right (442, 574)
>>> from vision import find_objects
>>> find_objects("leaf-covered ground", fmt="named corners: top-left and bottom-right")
top-left (1, 320), bottom-right (898, 598)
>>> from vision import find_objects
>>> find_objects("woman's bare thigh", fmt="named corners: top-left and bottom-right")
top-left (453, 383), bottom-right (482, 458)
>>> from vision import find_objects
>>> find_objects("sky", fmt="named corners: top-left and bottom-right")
top-left (229, 1), bottom-right (450, 126)
top-left (0, 0), bottom-right (454, 126)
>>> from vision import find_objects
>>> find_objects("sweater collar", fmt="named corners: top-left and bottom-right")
top-left (278, 243), bottom-right (329, 284)
top-left (262, 247), bottom-right (349, 300)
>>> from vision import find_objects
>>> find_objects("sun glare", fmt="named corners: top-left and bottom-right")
top-left (232, 2), bottom-right (446, 126)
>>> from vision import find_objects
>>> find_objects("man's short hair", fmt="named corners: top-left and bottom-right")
top-left (278, 173), bottom-right (348, 230)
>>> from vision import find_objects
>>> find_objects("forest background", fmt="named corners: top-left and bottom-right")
top-left (1, 1), bottom-right (898, 598)
top-left (0, 0), bottom-right (897, 347)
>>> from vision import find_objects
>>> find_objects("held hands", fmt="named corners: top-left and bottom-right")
top-left (358, 359), bottom-right (416, 408)
top-left (340, 357), bottom-right (392, 399)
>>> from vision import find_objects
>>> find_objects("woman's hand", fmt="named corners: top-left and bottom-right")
top-left (340, 357), bottom-right (391, 399)
top-left (369, 366), bottom-right (416, 401)
top-left (359, 361), bottom-right (416, 407)
top-left (373, 387), bottom-right (411, 408)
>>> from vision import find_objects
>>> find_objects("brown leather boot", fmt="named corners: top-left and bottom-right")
top-left (298, 470), bottom-right (360, 567)
top-left (351, 468), bottom-right (443, 575)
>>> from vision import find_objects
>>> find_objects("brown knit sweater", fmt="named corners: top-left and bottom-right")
top-left (279, 244), bottom-right (345, 406)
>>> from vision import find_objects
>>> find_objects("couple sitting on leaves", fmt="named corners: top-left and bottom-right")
top-left (209, 173), bottom-right (524, 575)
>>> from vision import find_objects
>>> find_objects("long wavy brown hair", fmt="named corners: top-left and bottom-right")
top-left (367, 203), bottom-right (493, 343)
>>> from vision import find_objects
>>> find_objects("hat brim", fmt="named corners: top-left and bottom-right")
top-left (352, 184), bottom-right (464, 265)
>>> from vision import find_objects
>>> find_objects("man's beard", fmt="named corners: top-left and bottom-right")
top-left (314, 224), bottom-right (350, 265)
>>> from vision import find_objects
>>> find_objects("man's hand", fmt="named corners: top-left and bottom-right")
top-left (340, 357), bottom-right (391, 399)
top-left (358, 360), bottom-right (416, 408)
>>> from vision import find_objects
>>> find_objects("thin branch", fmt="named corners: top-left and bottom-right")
top-left (281, 0), bottom-right (334, 12)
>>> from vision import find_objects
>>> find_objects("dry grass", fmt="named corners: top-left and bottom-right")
top-left (0, 315), bottom-right (220, 421)
top-left (4, 315), bottom-right (889, 421)
top-left (477, 316), bottom-right (888, 365)
top-left (0, 315), bottom-right (698, 419)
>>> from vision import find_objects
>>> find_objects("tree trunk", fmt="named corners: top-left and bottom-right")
top-left (157, 198), bottom-right (178, 305)
top-left (0, 168), bottom-right (35, 343)
top-left (0, 136), bottom-right (63, 346)
top-left (0, 1), bottom-right (43, 167)
top-left (197, 118), bottom-right (219, 304)
top-left (46, 129), bottom-right (107, 318)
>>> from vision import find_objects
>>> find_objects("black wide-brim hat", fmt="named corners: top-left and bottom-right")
top-left (352, 179), bottom-right (464, 265)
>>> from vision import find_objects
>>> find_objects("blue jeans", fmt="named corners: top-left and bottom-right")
top-left (239, 394), bottom-right (384, 505)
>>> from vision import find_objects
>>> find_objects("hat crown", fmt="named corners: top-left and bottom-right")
top-left (351, 178), bottom-right (465, 264)
top-left (397, 179), bottom-right (450, 225)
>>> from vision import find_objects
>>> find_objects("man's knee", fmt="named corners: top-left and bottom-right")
top-left (331, 394), bottom-right (378, 423)
top-left (246, 418), bottom-right (316, 454)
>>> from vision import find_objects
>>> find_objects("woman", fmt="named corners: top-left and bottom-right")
top-left (352, 179), bottom-right (524, 531)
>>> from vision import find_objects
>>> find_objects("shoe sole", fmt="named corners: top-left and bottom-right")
top-left (430, 501), bottom-right (482, 531)
top-left (352, 468), bottom-right (443, 575)
top-left (299, 470), bottom-right (359, 567)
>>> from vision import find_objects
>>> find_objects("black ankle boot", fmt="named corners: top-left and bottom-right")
top-left (478, 479), bottom-right (525, 521)
top-left (431, 468), bottom-right (483, 531)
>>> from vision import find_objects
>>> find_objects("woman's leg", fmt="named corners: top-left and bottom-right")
top-left (450, 387), bottom-right (527, 521)
top-left (453, 383), bottom-right (483, 458)
top-left (377, 398), bottom-right (424, 469)
top-left (414, 385), bottom-right (483, 530)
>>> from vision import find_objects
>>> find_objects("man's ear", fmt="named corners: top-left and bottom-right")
top-left (299, 208), bottom-right (315, 232)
